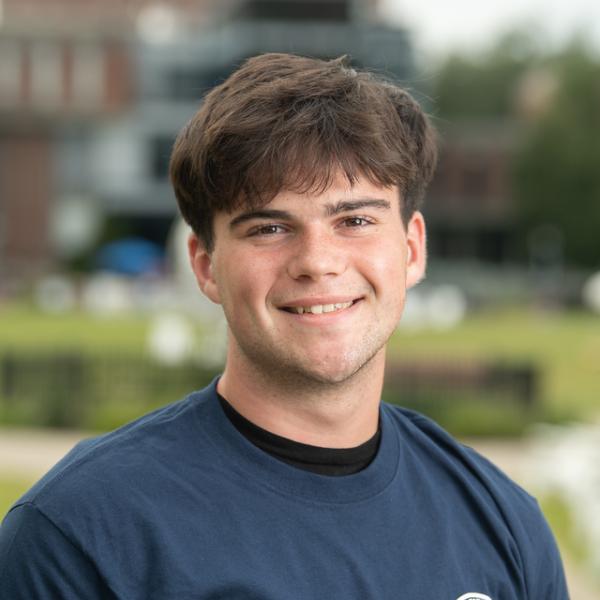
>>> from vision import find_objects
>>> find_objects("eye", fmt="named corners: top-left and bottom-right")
top-left (341, 216), bottom-right (373, 228)
top-left (248, 224), bottom-right (287, 237)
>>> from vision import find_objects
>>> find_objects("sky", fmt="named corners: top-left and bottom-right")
top-left (379, 0), bottom-right (600, 59)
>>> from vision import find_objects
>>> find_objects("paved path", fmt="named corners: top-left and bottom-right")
top-left (0, 427), bottom-right (87, 478)
top-left (1, 427), bottom-right (597, 598)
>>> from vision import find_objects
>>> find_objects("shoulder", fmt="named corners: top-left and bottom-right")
top-left (382, 402), bottom-right (541, 516)
top-left (13, 385), bottom-right (219, 526)
top-left (0, 502), bottom-right (112, 598)
top-left (381, 403), bottom-right (568, 597)
top-left (382, 402), bottom-right (530, 496)
top-left (1, 382), bottom-right (230, 597)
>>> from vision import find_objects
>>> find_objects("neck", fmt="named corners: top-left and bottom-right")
top-left (217, 342), bottom-right (385, 449)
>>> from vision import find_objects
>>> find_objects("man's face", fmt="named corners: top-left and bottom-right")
top-left (189, 172), bottom-right (426, 386)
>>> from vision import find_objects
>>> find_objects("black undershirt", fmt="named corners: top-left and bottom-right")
top-left (218, 394), bottom-right (381, 476)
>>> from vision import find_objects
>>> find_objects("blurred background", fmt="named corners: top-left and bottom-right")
top-left (0, 0), bottom-right (599, 594)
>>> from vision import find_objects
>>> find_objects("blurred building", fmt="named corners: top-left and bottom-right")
top-left (0, 0), bottom-right (415, 288)
top-left (94, 0), bottom-right (413, 237)
top-left (0, 0), bottom-right (138, 284)
top-left (425, 120), bottom-right (519, 264)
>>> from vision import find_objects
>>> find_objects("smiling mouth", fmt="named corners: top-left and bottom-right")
top-left (281, 300), bottom-right (359, 315)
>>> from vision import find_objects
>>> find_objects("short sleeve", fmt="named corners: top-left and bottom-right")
top-left (0, 502), bottom-right (115, 599)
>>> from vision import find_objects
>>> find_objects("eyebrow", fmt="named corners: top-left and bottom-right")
top-left (324, 198), bottom-right (391, 216)
top-left (228, 198), bottom-right (391, 229)
top-left (229, 209), bottom-right (293, 229)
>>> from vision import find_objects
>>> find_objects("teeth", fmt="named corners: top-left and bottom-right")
top-left (289, 301), bottom-right (353, 314)
top-left (334, 302), bottom-right (350, 310)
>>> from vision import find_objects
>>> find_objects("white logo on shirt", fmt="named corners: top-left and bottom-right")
top-left (455, 594), bottom-right (492, 600)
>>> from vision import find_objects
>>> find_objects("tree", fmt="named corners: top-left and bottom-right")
top-left (431, 31), bottom-right (538, 119)
top-left (513, 42), bottom-right (600, 267)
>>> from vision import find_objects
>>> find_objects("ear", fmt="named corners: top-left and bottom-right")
top-left (188, 233), bottom-right (221, 304)
top-left (405, 211), bottom-right (427, 289)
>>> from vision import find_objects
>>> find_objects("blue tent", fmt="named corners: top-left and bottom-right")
top-left (94, 238), bottom-right (164, 276)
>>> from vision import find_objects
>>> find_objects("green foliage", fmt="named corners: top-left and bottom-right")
top-left (0, 303), bottom-right (221, 430)
top-left (431, 30), bottom-right (537, 119)
top-left (388, 308), bottom-right (599, 420)
top-left (430, 31), bottom-right (600, 267)
top-left (382, 389), bottom-right (534, 437)
top-left (0, 352), bottom-right (220, 430)
top-left (513, 43), bottom-right (600, 267)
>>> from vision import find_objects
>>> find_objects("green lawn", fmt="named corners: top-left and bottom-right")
top-left (0, 304), bottom-right (150, 353)
top-left (0, 476), bottom-right (35, 521)
top-left (539, 493), bottom-right (590, 566)
top-left (389, 308), bottom-right (600, 419)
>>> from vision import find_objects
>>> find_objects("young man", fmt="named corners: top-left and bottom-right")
top-left (1, 54), bottom-right (568, 599)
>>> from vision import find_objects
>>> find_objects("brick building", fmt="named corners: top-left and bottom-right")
top-left (0, 0), bottom-right (140, 284)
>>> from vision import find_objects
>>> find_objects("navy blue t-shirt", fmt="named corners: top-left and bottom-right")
top-left (0, 380), bottom-right (568, 599)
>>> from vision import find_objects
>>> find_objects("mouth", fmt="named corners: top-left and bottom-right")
top-left (280, 299), bottom-right (361, 315)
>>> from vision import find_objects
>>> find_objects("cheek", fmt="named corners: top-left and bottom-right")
top-left (216, 253), bottom-right (277, 309)
top-left (360, 241), bottom-right (406, 291)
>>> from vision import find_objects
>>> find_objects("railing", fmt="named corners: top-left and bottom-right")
top-left (0, 351), bottom-right (539, 435)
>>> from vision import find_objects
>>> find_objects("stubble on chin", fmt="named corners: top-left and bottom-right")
top-left (227, 326), bottom-right (389, 396)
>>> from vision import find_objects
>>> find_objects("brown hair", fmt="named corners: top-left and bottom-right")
top-left (170, 53), bottom-right (437, 252)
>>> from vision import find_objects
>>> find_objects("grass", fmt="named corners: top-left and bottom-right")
top-left (0, 476), bottom-right (36, 521)
top-left (388, 307), bottom-right (600, 419)
top-left (0, 304), bottom-right (150, 354)
top-left (539, 493), bottom-right (590, 566)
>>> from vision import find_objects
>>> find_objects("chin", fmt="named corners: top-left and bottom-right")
top-left (291, 353), bottom-right (378, 387)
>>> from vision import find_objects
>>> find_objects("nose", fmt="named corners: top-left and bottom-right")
top-left (286, 227), bottom-right (347, 281)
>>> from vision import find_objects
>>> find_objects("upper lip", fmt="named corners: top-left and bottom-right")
top-left (278, 296), bottom-right (362, 309)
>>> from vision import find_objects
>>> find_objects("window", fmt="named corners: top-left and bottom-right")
top-left (72, 43), bottom-right (104, 109)
top-left (0, 39), bottom-right (22, 107)
top-left (30, 40), bottom-right (62, 108)
top-left (150, 135), bottom-right (175, 180)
